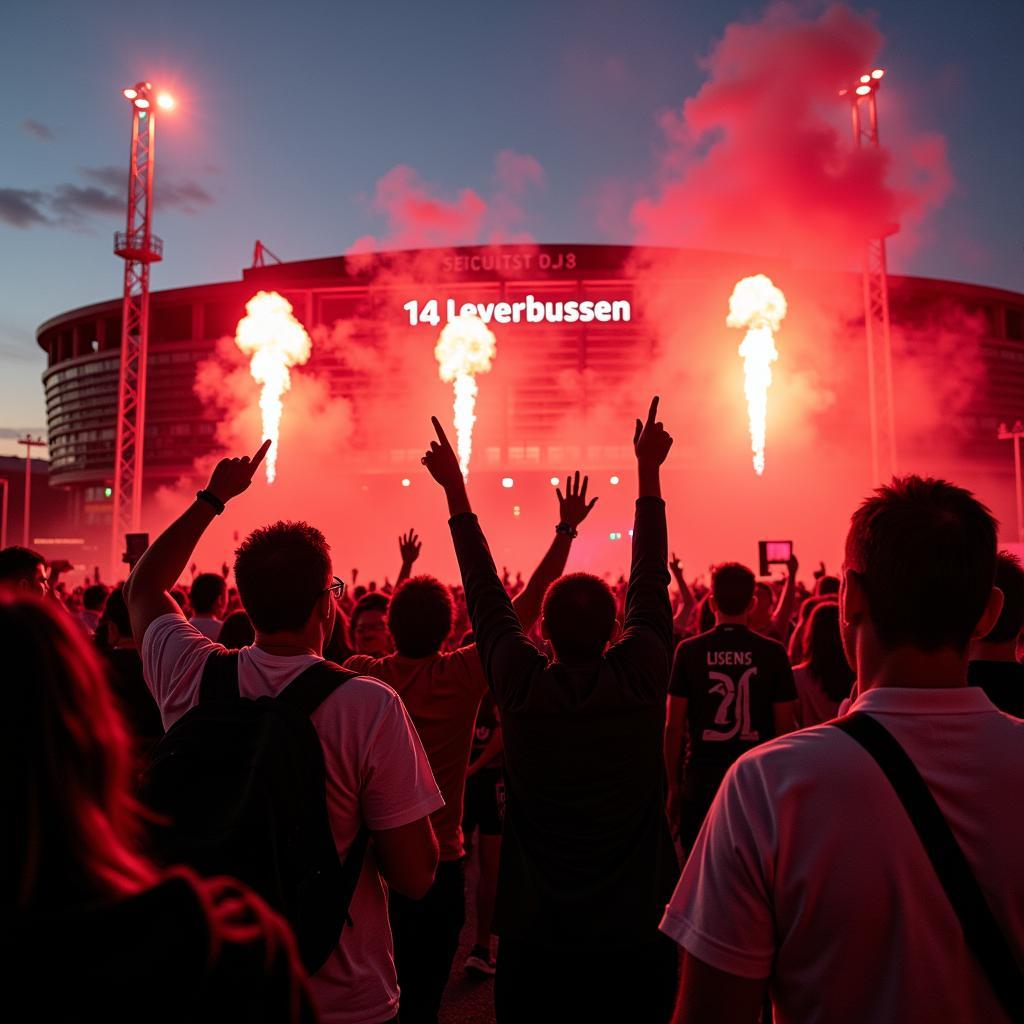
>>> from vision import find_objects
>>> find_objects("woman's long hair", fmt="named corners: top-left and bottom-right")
top-left (5, 594), bottom-right (155, 913)
top-left (805, 601), bottom-right (855, 703)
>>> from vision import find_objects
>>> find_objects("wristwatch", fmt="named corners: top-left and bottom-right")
top-left (555, 522), bottom-right (578, 538)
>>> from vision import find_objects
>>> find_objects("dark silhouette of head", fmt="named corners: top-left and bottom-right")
top-left (388, 576), bottom-right (453, 657)
top-left (711, 563), bottom-right (757, 618)
top-left (189, 572), bottom-right (227, 617)
top-left (217, 610), bottom-right (256, 649)
top-left (844, 475), bottom-right (998, 652)
top-left (5, 594), bottom-right (154, 910)
top-left (542, 573), bottom-right (617, 661)
top-left (234, 521), bottom-right (332, 633)
top-left (980, 550), bottom-right (1024, 645)
top-left (82, 584), bottom-right (109, 613)
top-left (100, 585), bottom-right (132, 642)
top-left (805, 601), bottom-right (854, 702)
top-left (349, 592), bottom-right (390, 654)
top-left (815, 575), bottom-right (841, 597)
top-left (0, 546), bottom-right (47, 595)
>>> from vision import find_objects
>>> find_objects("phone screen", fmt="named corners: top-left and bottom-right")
top-left (765, 540), bottom-right (792, 563)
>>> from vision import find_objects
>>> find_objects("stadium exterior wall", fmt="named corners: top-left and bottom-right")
top-left (36, 243), bottom-right (1024, 530)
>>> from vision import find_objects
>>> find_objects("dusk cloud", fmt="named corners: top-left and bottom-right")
top-left (0, 188), bottom-right (50, 228)
top-left (0, 166), bottom-right (214, 229)
top-left (21, 119), bottom-right (55, 142)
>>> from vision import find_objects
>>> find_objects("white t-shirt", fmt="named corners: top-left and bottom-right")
top-left (143, 614), bottom-right (444, 1024)
top-left (188, 614), bottom-right (223, 641)
top-left (661, 686), bottom-right (1024, 1024)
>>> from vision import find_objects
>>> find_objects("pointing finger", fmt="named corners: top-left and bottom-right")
top-left (250, 438), bottom-right (272, 471)
top-left (431, 416), bottom-right (451, 447)
top-left (647, 396), bottom-right (660, 424)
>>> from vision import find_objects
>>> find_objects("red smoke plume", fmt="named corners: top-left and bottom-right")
top-left (349, 150), bottom-right (545, 253)
top-left (632, 3), bottom-right (951, 267)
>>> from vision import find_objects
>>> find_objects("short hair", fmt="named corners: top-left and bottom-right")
top-left (349, 592), bottom-right (389, 645)
top-left (845, 475), bottom-right (998, 652)
top-left (217, 610), bottom-right (256, 649)
top-left (189, 572), bottom-right (227, 615)
top-left (82, 583), bottom-right (109, 612)
top-left (0, 546), bottom-right (45, 583)
top-left (816, 575), bottom-right (841, 597)
top-left (542, 573), bottom-right (617, 660)
top-left (982, 551), bottom-right (1024, 644)
top-left (387, 576), bottom-right (453, 657)
top-left (234, 521), bottom-right (331, 633)
top-left (712, 563), bottom-right (757, 616)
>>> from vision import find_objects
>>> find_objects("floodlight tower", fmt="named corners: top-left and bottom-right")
top-left (841, 68), bottom-right (898, 482)
top-left (111, 82), bottom-right (173, 570)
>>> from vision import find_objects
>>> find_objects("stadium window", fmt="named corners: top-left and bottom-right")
top-left (1006, 307), bottom-right (1024, 342)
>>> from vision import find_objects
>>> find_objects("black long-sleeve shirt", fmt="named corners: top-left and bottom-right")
top-left (449, 496), bottom-right (679, 949)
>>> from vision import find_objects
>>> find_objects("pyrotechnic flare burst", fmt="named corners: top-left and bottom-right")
top-left (727, 275), bottom-right (787, 476)
top-left (234, 291), bottom-right (312, 483)
top-left (434, 315), bottom-right (497, 477)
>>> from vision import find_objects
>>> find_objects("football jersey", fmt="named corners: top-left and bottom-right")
top-left (670, 623), bottom-right (796, 775)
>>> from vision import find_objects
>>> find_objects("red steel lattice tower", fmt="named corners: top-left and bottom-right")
top-left (111, 82), bottom-right (167, 570)
top-left (843, 68), bottom-right (898, 482)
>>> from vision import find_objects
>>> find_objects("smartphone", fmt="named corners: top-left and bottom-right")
top-left (758, 540), bottom-right (792, 577)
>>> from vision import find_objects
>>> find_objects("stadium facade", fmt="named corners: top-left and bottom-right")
top-left (37, 243), bottom-right (1024, 535)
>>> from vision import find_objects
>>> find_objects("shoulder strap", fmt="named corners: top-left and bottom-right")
top-left (833, 711), bottom-right (1024, 1019)
top-left (278, 659), bottom-right (369, 927)
top-left (198, 650), bottom-right (241, 703)
top-left (278, 660), bottom-right (361, 718)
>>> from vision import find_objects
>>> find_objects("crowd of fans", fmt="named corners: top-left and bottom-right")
top-left (6, 398), bottom-right (1024, 1023)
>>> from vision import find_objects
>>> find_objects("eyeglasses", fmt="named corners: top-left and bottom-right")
top-left (324, 576), bottom-right (347, 599)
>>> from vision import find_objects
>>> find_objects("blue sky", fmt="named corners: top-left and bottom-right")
top-left (2, 0), bottom-right (1021, 452)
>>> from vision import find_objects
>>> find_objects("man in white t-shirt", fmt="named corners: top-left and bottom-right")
top-left (661, 475), bottom-right (1023, 1023)
top-left (125, 441), bottom-right (443, 1024)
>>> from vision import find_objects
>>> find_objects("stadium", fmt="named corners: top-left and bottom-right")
top-left (36, 243), bottom-right (1024, 563)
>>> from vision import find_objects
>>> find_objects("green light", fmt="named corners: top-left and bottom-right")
top-left (104, 487), bottom-right (112, 498)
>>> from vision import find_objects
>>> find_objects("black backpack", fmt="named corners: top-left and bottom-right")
top-left (143, 651), bottom-right (370, 974)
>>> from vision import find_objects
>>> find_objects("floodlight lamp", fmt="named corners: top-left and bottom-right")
top-left (123, 88), bottom-right (138, 100)
top-left (871, 68), bottom-right (885, 79)
top-left (855, 85), bottom-right (871, 96)
top-left (135, 97), bottom-right (150, 109)
top-left (157, 93), bottom-right (174, 110)
top-left (860, 74), bottom-right (871, 84)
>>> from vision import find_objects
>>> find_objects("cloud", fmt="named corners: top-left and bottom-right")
top-left (21, 119), bottom-right (55, 142)
top-left (0, 188), bottom-right (50, 227)
top-left (348, 150), bottom-right (545, 253)
top-left (0, 166), bottom-right (214, 229)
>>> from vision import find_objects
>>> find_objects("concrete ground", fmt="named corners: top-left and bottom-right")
top-left (439, 847), bottom-right (497, 1024)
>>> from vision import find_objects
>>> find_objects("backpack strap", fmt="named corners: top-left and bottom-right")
top-left (277, 660), bottom-right (361, 717)
top-left (279, 659), bottom-right (370, 927)
top-left (198, 650), bottom-right (241, 703)
top-left (833, 711), bottom-right (1024, 1019)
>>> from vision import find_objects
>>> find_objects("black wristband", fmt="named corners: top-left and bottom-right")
top-left (555, 522), bottom-right (578, 539)
top-left (196, 489), bottom-right (225, 515)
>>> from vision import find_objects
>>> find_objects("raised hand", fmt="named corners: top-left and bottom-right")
top-left (399, 529), bottom-right (422, 565)
top-left (206, 439), bottom-right (272, 504)
top-left (422, 417), bottom-right (464, 491)
top-left (669, 553), bottom-right (683, 578)
top-left (787, 551), bottom-right (800, 576)
top-left (632, 396), bottom-right (673, 466)
top-left (557, 470), bottom-right (598, 529)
